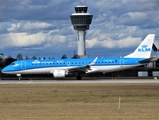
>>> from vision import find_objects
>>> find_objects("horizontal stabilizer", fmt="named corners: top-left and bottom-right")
top-left (139, 55), bottom-right (157, 63)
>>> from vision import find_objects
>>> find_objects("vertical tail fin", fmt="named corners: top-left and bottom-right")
top-left (124, 34), bottom-right (155, 58)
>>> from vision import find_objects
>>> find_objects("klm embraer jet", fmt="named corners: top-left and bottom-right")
top-left (1, 34), bottom-right (156, 80)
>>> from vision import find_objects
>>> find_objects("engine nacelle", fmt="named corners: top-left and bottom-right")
top-left (53, 70), bottom-right (68, 78)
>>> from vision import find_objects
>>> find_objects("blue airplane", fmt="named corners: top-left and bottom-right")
top-left (1, 34), bottom-right (156, 80)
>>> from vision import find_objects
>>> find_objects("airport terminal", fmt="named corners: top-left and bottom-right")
top-left (0, 4), bottom-right (159, 79)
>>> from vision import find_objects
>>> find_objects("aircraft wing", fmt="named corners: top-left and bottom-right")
top-left (68, 65), bottom-right (90, 73)
top-left (67, 57), bottom-right (98, 73)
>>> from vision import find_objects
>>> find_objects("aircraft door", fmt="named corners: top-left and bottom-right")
top-left (120, 57), bottom-right (124, 67)
top-left (21, 61), bottom-right (26, 69)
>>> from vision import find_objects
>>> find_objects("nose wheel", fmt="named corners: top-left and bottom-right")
top-left (17, 74), bottom-right (21, 80)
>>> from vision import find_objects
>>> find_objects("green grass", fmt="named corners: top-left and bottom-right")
top-left (0, 83), bottom-right (158, 120)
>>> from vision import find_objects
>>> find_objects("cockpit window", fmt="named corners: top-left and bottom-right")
top-left (10, 63), bottom-right (16, 66)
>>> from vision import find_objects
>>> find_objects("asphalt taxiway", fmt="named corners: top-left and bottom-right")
top-left (0, 79), bottom-right (159, 84)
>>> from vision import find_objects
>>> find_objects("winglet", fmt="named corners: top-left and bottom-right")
top-left (89, 57), bottom-right (98, 66)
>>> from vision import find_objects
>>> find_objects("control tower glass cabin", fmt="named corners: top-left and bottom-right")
top-left (70, 5), bottom-right (93, 57)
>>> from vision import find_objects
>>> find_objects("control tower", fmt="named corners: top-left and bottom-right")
top-left (70, 4), bottom-right (93, 58)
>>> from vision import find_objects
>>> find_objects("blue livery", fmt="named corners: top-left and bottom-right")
top-left (1, 34), bottom-right (156, 80)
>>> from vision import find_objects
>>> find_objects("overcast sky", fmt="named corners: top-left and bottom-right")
top-left (0, 0), bottom-right (159, 59)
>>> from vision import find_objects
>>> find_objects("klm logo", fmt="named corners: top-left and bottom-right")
top-left (138, 44), bottom-right (151, 52)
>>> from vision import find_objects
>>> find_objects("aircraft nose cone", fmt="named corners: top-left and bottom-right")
top-left (1, 67), bottom-right (8, 73)
top-left (1, 68), bottom-right (6, 73)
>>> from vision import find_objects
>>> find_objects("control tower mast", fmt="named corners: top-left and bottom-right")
top-left (70, 3), bottom-right (93, 58)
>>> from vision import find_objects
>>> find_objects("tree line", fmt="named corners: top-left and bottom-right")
top-left (0, 53), bottom-right (80, 69)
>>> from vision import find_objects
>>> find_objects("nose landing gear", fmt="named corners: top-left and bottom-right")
top-left (17, 74), bottom-right (21, 80)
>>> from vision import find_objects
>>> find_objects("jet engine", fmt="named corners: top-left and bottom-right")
top-left (53, 70), bottom-right (68, 78)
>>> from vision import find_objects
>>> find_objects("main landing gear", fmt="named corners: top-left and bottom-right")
top-left (76, 75), bottom-right (82, 80)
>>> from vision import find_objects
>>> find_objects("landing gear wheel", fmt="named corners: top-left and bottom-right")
top-left (77, 75), bottom-right (82, 80)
